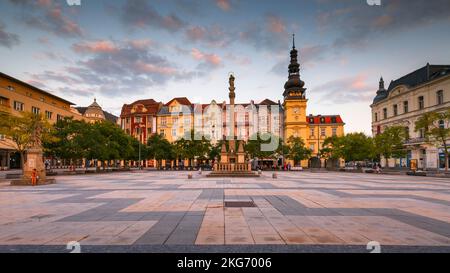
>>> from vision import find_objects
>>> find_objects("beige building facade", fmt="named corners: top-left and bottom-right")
top-left (0, 72), bottom-right (117, 170)
top-left (371, 64), bottom-right (450, 170)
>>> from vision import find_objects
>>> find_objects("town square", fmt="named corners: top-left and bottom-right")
top-left (0, 0), bottom-right (450, 259)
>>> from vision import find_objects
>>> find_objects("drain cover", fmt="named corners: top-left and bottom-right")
top-left (224, 201), bottom-right (256, 208)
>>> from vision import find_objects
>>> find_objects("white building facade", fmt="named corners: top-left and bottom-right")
top-left (371, 64), bottom-right (450, 170)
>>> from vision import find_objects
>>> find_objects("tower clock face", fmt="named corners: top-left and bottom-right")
top-left (293, 107), bottom-right (299, 114)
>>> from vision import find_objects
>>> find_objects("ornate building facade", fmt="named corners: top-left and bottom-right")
top-left (120, 36), bottom-right (345, 168)
top-left (0, 72), bottom-right (118, 170)
top-left (371, 64), bottom-right (450, 170)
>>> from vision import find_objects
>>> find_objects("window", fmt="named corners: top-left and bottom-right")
top-left (437, 90), bottom-right (444, 105)
top-left (172, 129), bottom-right (177, 137)
top-left (439, 120), bottom-right (445, 129)
top-left (126, 118), bottom-right (130, 124)
top-left (393, 104), bottom-right (398, 116)
top-left (135, 116), bottom-right (142, 123)
top-left (7, 85), bottom-right (15, 91)
top-left (405, 127), bottom-right (410, 140)
top-left (161, 117), bottom-right (167, 126)
top-left (419, 128), bottom-right (425, 138)
top-left (309, 144), bottom-right (315, 151)
top-left (57, 114), bottom-right (63, 121)
top-left (403, 101), bottom-right (409, 113)
top-left (40, 97), bottom-right (45, 102)
top-left (331, 117), bottom-right (337, 123)
top-left (320, 127), bottom-right (326, 137)
top-left (13, 101), bottom-right (24, 111)
top-left (45, 111), bottom-right (53, 120)
top-left (309, 117), bottom-right (314, 123)
top-left (418, 96), bottom-right (424, 110)
top-left (310, 128), bottom-right (315, 137)
top-left (320, 117), bottom-right (325, 123)
top-left (376, 126), bottom-right (381, 135)
top-left (31, 106), bottom-right (40, 115)
top-left (383, 108), bottom-right (387, 119)
top-left (0, 134), bottom-right (4, 140)
top-left (332, 127), bottom-right (337, 136)
top-left (0, 97), bottom-right (8, 106)
top-left (172, 116), bottom-right (179, 124)
top-left (160, 129), bottom-right (165, 136)
top-left (374, 113), bottom-right (378, 122)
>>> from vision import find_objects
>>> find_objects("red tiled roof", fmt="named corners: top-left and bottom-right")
top-left (120, 99), bottom-right (161, 116)
top-left (165, 97), bottom-right (192, 106)
top-left (307, 115), bottom-right (344, 124)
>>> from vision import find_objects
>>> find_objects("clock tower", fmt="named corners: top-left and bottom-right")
top-left (283, 34), bottom-right (308, 145)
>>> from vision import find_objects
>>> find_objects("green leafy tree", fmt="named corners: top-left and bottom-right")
top-left (147, 133), bottom-right (175, 168)
top-left (0, 112), bottom-right (55, 171)
top-left (322, 133), bottom-right (376, 165)
top-left (374, 125), bottom-right (407, 166)
top-left (245, 133), bottom-right (285, 159)
top-left (415, 110), bottom-right (450, 171)
top-left (44, 117), bottom-right (90, 167)
top-left (285, 136), bottom-right (311, 166)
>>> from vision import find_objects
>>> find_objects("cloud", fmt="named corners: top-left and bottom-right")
top-left (191, 48), bottom-right (222, 69)
top-left (225, 53), bottom-right (252, 66)
top-left (216, 0), bottom-right (231, 11)
top-left (271, 44), bottom-right (329, 75)
top-left (185, 25), bottom-right (232, 47)
top-left (121, 0), bottom-right (185, 32)
top-left (239, 14), bottom-right (290, 52)
top-left (0, 21), bottom-right (20, 48)
top-left (310, 74), bottom-right (374, 104)
top-left (9, 0), bottom-right (83, 38)
top-left (267, 15), bottom-right (286, 33)
top-left (30, 39), bottom-right (203, 98)
top-left (316, 0), bottom-right (450, 49)
top-left (72, 40), bottom-right (119, 54)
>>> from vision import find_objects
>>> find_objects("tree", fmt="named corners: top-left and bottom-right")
top-left (245, 133), bottom-right (285, 159)
top-left (147, 134), bottom-right (174, 168)
top-left (44, 117), bottom-right (89, 167)
top-left (285, 136), bottom-right (311, 166)
top-left (0, 112), bottom-right (55, 171)
top-left (322, 133), bottom-right (376, 164)
top-left (415, 110), bottom-right (450, 171)
top-left (374, 125), bottom-right (408, 166)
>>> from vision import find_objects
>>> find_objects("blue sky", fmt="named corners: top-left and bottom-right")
top-left (1, 0), bottom-right (450, 133)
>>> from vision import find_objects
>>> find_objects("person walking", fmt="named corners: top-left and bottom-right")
top-left (31, 169), bottom-right (37, 186)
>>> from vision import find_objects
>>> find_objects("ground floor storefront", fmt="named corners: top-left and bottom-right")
top-left (382, 145), bottom-right (449, 171)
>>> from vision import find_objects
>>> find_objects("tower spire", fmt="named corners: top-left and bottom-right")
top-left (379, 76), bottom-right (385, 90)
top-left (292, 33), bottom-right (295, 49)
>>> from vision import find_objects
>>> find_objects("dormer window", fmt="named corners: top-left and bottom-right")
top-left (320, 117), bottom-right (325, 123)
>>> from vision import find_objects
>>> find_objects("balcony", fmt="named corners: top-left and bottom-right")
top-left (404, 137), bottom-right (426, 145)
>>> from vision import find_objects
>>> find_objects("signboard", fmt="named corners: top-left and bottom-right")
top-left (410, 159), bottom-right (418, 172)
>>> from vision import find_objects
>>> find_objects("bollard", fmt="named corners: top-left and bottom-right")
top-left (272, 173), bottom-right (277, 179)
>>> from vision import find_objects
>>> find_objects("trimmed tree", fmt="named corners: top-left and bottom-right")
top-left (415, 110), bottom-right (450, 171)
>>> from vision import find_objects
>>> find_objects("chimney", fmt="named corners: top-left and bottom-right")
top-left (426, 62), bottom-right (430, 80)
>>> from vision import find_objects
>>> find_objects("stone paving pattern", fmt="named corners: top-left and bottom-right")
top-left (0, 171), bottom-right (450, 250)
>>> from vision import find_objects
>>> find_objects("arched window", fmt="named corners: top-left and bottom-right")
top-left (439, 120), bottom-right (445, 129)
top-left (404, 127), bottom-right (410, 140)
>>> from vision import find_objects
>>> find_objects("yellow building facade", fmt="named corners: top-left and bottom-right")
top-left (282, 38), bottom-right (345, 168)
top-left (0, 72), bottom-right (117, 169)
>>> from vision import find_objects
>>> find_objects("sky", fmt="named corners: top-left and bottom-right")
top-left (1, 0), bottom-right (450, 134)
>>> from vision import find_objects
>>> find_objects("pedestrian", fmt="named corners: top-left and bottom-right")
top-left (288, 162), bottom-right (291, 171)
top-left (31, 168), bottom-right (37, 186)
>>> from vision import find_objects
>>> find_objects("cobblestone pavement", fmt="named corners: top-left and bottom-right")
top-left (0, 171), bottom-right (449, 252)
